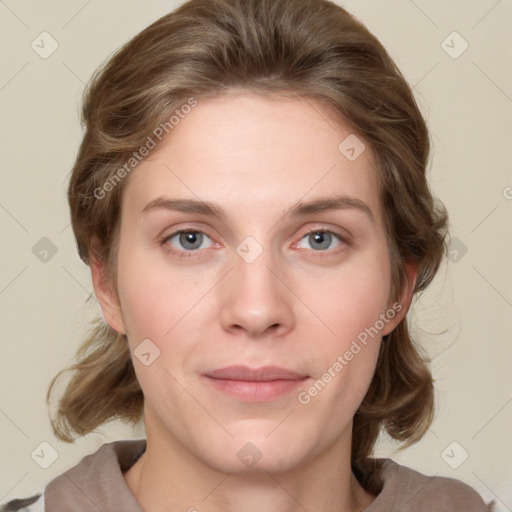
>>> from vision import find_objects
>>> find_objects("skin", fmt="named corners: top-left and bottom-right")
top-left (91, 92), bottom-right (416, 512)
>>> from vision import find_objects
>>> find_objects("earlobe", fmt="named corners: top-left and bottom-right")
top-left (89, 249), bottom-right (127, 335)
top-left (382, 262), bottom-right (418, 336)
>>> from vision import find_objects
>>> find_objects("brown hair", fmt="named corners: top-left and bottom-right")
top-left (47, 0), bottom-right (448, 493)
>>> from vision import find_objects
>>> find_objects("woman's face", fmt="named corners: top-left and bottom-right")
top-left (96, 92), bottom-right (410, 474)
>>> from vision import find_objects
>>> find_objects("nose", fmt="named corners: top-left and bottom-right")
top-left (219, 246), bottom-right (295, 339)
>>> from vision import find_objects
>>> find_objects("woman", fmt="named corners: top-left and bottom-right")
top-left (1, 0), bottom-right (494, 510)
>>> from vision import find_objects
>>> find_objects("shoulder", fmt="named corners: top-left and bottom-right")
top-left (0, 439), bottom-right (146, 512)
top-left (370, 458), bottom-right (494, 512)
top-left (0, 494), bottom-right (43, 512)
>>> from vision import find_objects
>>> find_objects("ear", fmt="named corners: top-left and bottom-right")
top-left (89, 247), bottom-right (127, 335)
top-left (382, 262), bottom-right (418, 336)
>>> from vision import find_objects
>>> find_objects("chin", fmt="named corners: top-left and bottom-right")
top-left (192, 424), bottom-right (317, 476)
top-left (204, 448), bottom-right (309, 477)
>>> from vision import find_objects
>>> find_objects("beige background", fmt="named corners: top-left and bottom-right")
top-left (1, 0), bottom-right (511, 508)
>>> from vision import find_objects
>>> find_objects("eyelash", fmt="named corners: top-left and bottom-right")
top-left (159, 227), bottom-right (350, 259)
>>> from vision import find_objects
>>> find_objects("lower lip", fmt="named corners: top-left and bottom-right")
top-left (204, 376), bottom-right (308, 402)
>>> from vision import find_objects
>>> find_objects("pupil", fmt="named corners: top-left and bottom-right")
top-left (180, 232), bottom-right (202, 250)
top-left (310, 231), bottom-right (331, 250)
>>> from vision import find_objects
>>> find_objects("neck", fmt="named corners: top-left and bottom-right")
top-left (124, 419), bottom-right (375, 512)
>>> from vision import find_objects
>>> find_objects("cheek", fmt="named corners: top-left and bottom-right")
top-left (115, 240), bottom-right (193, 341)
top-left (313, 246), bottom-right (392, 340)
top-left (297, 245), bottom-right (391, 399)
top-left (114, 250), bottom-right (195, 406)
top-left (117, 273), bottom-right (166, 342)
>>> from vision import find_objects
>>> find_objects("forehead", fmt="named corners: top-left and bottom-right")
top-left (121, 93), bottom-right (383, 224)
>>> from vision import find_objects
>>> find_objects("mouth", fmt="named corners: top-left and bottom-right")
top-left (203, 365), bottom-right (310, 402)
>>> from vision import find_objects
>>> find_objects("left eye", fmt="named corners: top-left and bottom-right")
top-left (296, 230), bottom-right (344, 251)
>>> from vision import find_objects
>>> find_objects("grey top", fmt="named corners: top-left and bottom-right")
top-left (1, 439), bottom-right (494, 511)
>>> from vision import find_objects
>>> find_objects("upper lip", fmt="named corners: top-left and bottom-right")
top-left (205, 365), bottom-right (308, 382)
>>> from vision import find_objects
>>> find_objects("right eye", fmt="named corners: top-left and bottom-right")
top-left (161, 229), bottom-right (216, 255)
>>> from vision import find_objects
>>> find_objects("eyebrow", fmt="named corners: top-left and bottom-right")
top-left (141, 194), bottom-right (374, 222)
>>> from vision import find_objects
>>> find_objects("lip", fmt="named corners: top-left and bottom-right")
top-left (206, 365), bottom-right (307, 381)
top-left (204, 365), bottom-right (309, 402)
